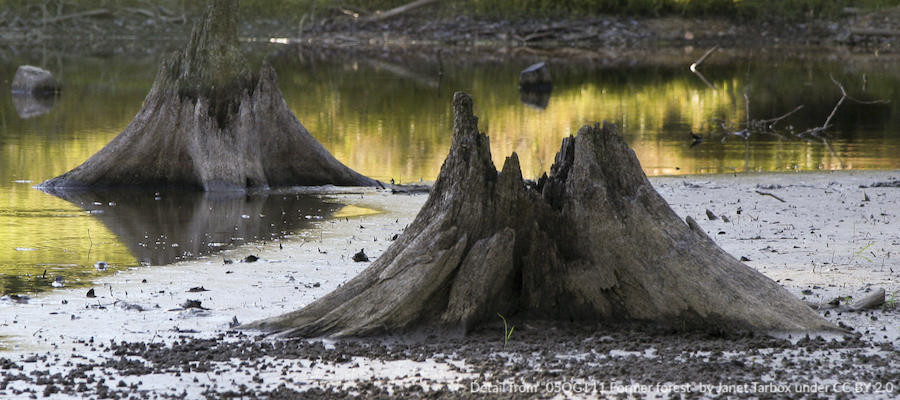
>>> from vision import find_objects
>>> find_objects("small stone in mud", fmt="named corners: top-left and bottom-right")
top-left (86, 288), bottom-right (96, 298)
top-left (352, 249), bottom-right (369, 262)
top-left (243, 255), bottom-right (259, 263)
top-left (5, 294), bottom-right (30, 303)
top-left (187, 286), bottom-right (208, 292)
top-left (181, 300), bottom-right (208, 310)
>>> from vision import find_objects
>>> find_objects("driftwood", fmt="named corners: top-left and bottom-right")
top-left (362, 0), bottom-right (441, 22)
top-left (38, 0), bottom-right (377, 191)
top-left (808, 288), bottom-right (886, 312)
top-left (244, 92), bottom-right (840, 338)
top-left (43, 9), bottom-right (111, 24)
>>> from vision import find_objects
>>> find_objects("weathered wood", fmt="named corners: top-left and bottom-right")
top-left (244, 92), bottom-right (840, 338)
top-left (362, 0), bottom-right (441, 22)
top-left (38, 0), bottom-right (377, 191)
top-left (518, 62), bottom-right (552, 90)
top-left (519, 62), bottom-right (552, 108)
top-left (850, 288), bottom-right (886, 311)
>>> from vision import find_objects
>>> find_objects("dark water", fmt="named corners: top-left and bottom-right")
top-left (2, 44), bottom-right (899, 294)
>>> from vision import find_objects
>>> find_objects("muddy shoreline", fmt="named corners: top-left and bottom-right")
top-left (4, 7), bottom-right (900, 58)
top-left (2, 172), bottom-right (899, 399)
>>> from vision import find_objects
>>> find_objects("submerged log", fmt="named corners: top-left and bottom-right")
top-left (38, 0), bottom-right (376, 191)
top-left (244, 92), bottom-right (840, 338)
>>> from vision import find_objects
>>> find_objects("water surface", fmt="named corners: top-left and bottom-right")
top-left (2, 44), bottom-right (899, 294)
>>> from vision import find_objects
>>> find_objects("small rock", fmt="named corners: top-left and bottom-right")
top-left (519, 62), bottom-right (552, 89)
top-left (11, 65), bottom-right (60, 119)
top-left (86, 288), bottom-right (96, 298)
top-left (352, 249), bottom-right (369, 262)
top-left (3, 294), bottom-right (30, 303)
top-left (114, 300), bottom-right (143, 312)
top-left (181, 299), bottom-right (209, 310)
top-left (11, 65), bottom-right (59, 95)
top-left (243, 255), bottom-right (259, 263)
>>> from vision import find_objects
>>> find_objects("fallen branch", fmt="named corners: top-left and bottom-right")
top-left (807, 288), bottom-right (885, 312)
top-left (363, 0), bottom-right (441, 22)
top-left (689, 45), bottom-right (720, 90)
top-left (849, 28), bottom-right (900, 37)
top-left (44, 8), bottom-right (110, 24)
top-left (755, 191), bottom-right (785, 203)
top-left (752, 105), bottom-right (804, 130)
top-left (690, 44), bottom-right (720, 72)
top-left (122, 7), bottom-right (187, 23)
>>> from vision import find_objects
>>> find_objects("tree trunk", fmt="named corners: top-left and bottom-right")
top-left (244, 92), bottom-right (840, 338)
top-left (37, 0), bottom-right (377, 191)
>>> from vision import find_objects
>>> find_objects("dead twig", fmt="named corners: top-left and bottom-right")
top-left (796, 75), bottom-right (889, 139)
top-left (753, 105), bottom-right (804, 130)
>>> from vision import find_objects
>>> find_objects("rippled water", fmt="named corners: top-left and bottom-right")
top-left (2, 44), bottom-right (899, 293)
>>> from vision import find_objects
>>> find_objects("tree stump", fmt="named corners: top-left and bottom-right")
top-left (37, 0), bottom-right (376, 191)
top-left (244, 92), bottom-right (839, 338)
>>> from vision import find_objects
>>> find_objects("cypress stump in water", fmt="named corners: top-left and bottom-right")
top-left (38, 0), bottom-right (376, 191)
top-left (245, 92), bottom-right (839, 337)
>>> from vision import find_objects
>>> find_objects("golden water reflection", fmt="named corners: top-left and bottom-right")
top-left (2, 47), bottom-right (900, 293)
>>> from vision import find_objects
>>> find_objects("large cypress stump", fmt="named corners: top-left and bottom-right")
top-left (37, 0), bottom-right (376, 191)
top-left (244, 92), bottom-right (839, 337)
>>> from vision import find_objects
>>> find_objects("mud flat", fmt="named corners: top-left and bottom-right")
top-left (1, 171), bottom-right (899, 399)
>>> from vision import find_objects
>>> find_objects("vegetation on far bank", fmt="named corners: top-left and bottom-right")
top-left (3, 0), bottom-right (900, 22)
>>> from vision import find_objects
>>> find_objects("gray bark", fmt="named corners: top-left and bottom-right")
top-left (244, 92), bottom-right (840, 338)
top-left (37, 0), bottom-right (376, 191)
